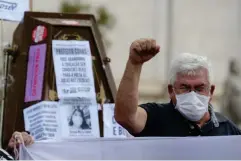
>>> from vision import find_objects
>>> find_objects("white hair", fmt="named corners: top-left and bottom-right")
top-left (168, 53), bottom-right (213, 85)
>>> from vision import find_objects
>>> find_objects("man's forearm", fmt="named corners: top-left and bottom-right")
top-left (115, 59), bottom-right (142, 121)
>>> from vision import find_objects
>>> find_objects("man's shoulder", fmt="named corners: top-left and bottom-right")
top-left (139, 102), bottom-right (174, 114)
top-left (214, 112), bottom-right (229, 123)
top-left (139, 102), bottom-right (173, 108)
top-left (214, 112), bottom-right (241, 135)
top-left (214, 111), bottom-right (237, 124)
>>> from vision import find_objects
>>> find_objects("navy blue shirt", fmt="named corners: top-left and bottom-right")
top-left (133, 102), bottom-right (241, 137)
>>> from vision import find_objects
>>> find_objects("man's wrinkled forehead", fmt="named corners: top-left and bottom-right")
top-left (174, 68), bottom-right (209, 85)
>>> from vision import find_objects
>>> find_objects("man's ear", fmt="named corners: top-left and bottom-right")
top-left (210, 85), bottom-right (215, 95)
top-left (168, 84), bottom-right (173, 94)
top-left (209, 85), bottom-right (215, 102)
top-left (168, 84), bottom-right (177, 104)
top-left (168, 84), bottom-right (174, 98)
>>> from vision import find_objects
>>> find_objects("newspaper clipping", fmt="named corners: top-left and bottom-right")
top-left (23, 101), bottom-right (61, 140)
top-left (52, 40), bottom-right (96, 98)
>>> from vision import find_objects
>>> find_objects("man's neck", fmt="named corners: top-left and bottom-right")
top-left (196, 112), bottom-right (211, 127)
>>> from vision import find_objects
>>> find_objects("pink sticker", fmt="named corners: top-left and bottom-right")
top-left (24, 44), bottom-right (47, 102)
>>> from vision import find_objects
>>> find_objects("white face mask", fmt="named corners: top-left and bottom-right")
top-left (175, 91), bottom-right (210, 121)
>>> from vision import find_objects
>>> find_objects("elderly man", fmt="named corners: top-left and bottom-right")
top-left (115, 38), bottom-right (241, 136)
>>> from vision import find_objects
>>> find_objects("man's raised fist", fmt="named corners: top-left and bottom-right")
top-left (129, 38), bottom-right (160, 65)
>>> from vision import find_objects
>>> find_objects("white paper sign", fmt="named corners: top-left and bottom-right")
top-left (103, 104), bottom-right (132, 137)
top-left (0, 0), bottom-right (29, 21)
top-left (59, 98), bottom-right (100, 138)
top-left (23, 101), bottom-right (61, 141)
top-left (52, 40), bottom-right (96, 98)
top-left (24, 100), bottom-right (100, 141)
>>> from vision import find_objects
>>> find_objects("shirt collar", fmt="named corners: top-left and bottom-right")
top-left (208, 104), bottom-right (219, 127)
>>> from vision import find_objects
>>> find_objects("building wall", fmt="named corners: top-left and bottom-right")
top-left (104, 0), bottom-right (241, 101)
top-left (0, 0), bottom-right (240, 104)
top-left (170, 0), bottom-right (241, 96)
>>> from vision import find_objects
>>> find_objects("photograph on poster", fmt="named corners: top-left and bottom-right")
top-left (60, 97), bottom-right (100, 138)
top-left (68, 105), bottom-right (91, 130)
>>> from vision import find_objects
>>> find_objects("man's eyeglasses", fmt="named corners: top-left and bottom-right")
top-left (173, 85), bottom-right (210, 95)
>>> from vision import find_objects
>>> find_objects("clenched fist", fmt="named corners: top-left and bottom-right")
top-left (129, 39), bottom-right (160, 65)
